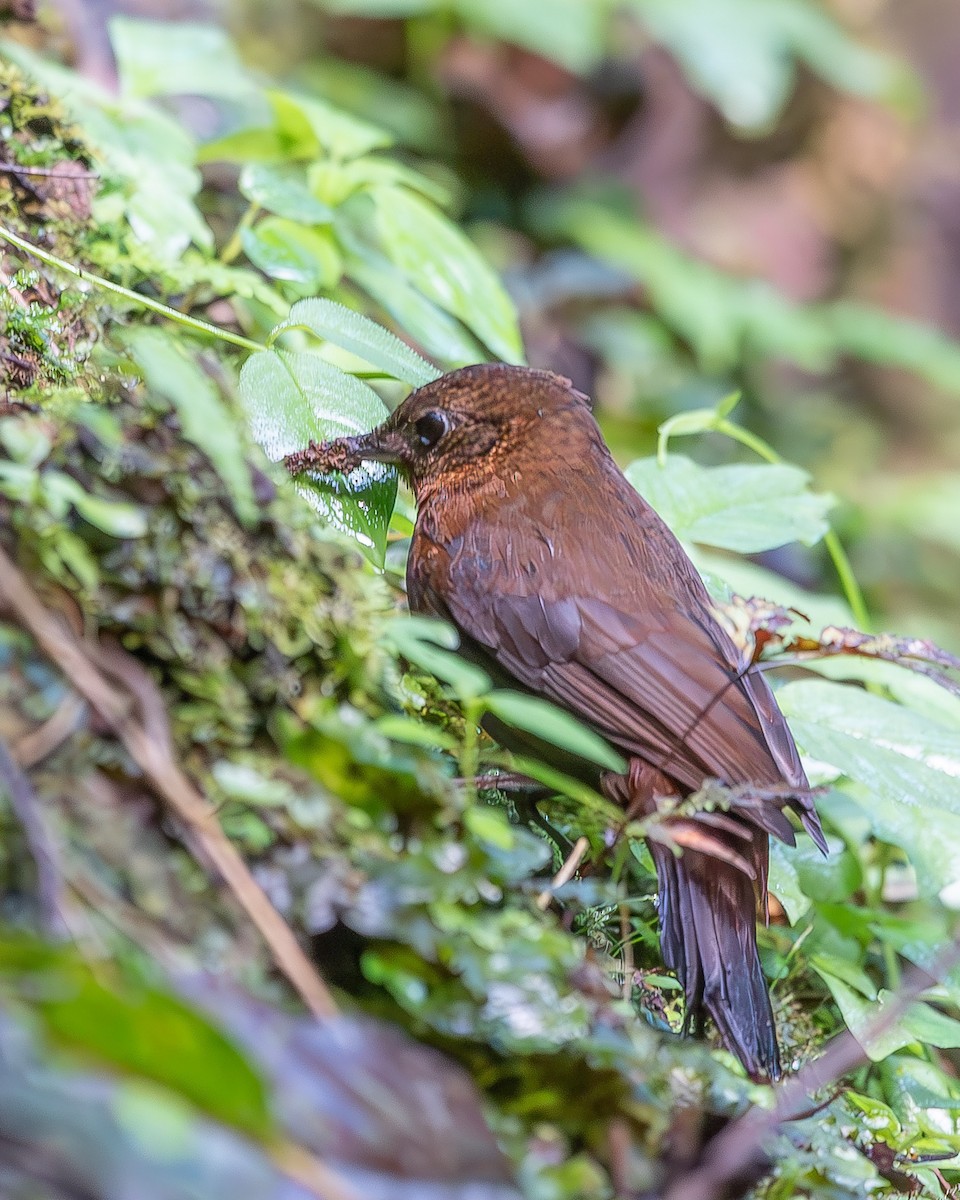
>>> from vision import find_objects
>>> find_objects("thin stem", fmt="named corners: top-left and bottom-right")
top-left (714, 417), bottom-right (780, 465)
top-left (460, 698), bottom-right (481, 804)
top-left (823, 529), bottom-right (871, 630)
top-left (219, 200), bottom-right (260, 265)
top-left (0, 223), bottom-right (266, 355)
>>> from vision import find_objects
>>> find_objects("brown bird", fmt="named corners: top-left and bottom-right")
top-left (291, 364), bottom-right (826, 1080)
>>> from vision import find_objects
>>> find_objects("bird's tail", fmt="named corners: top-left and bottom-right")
top-left (649, 835), bottom-right (781, 1081)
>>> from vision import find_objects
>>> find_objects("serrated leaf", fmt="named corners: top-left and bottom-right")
top-left (271, 297), bottom-right (440, 387)
top-left (238, 164), bottom-right (334, 224)
top-left (626, 454), bottom-right (834, 552)
top-left (484, 690), bottom-right (626, 773)
top-left (241, 217), bottom-right (342, 287)
top-left (370, 185), bottom-right (524, 363)
top-left (779, 679), bottom-right (960, 894)
top-left (125, 328), bottom-right (258, 527)
top-left (238, 349), bottom-right (396, 561)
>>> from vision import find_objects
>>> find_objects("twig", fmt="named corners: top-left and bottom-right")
top-left (619, 901), bottom-right (634, 1001)
top-left (0, 162), bottom-right (99, 180)
top-left (13, 692), bottom-right (86, 768)
top-left (662, 937), bottom-right (960, 1200)
top-left (536, 835), bottom-right (589, 910)
top-left (0, 542), bottom-right (338, 1021)
top-left (272, 1142), bottom-right (362, 1200)
top-left (0, 733), bottom-right (66, 935)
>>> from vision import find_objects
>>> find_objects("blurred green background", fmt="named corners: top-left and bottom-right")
top-left (49, 0), bottom-right (960, 642)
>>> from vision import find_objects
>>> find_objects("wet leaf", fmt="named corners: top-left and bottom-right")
top-left (239, 348), bottom-right (396, 561)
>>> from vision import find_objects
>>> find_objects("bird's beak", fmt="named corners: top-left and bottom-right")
top-left (284, 423), bottom-right (410, 479)
top-left (341, 424), bottom-right (410, 467)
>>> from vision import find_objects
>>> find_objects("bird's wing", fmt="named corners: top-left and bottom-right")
top-left (457, 585), bottom-right (787, 787)
top-left (407, 465), bottom-right (822, 847)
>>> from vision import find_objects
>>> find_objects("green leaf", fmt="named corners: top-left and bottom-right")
top-left (845, 1092), bottom-right (902, 1141)
top-left (303, 59), bottom-right (449, 154)
top-left (271, 297), bottom-right (440, 387)
top-left (779, 679), bottom-right (960, 895)
top-left (625, 455), bottom-right (834, 552)
top-left (269, 89), bottom-right (393, 160)
top-left (464, 804), bottom-right (516, 850)
top-left (199, 88), bottom-right (392, 165)
top-left (344, 248), bottom-right (486, 366)
top-left (786, 839), bottom-right (862, 904)
top-left (767, 840), bottom-right (811, 923)
top-left (321, 0), bottom-right (437, 13)
top-left (0, 418), bottom-right (51, 467)
top-left (125, 328), bottom-right (258, 527)
top-left (310, 155), bottom-right (453, 209)
top-left (373, 714), bottom-right (459, 752)
top-left (110, 16), bottom-right (257, 101)
top-left (814, 968), bottom-right (910, 1060)
top-left (0, 937), bottom-right (271, 1137)
top-left (484, 689), bottom-right (626, 773)
top-left (881, 1056), bottom-right (960, 1119)
top-left (325, 0), bottom-right (607, 73)
top-left (241, 217), bottom-right (342, 288)
top-left (383, 615), bottom-right (491, 700)
top-left (2, 41), bottom-right (211, 262)
top-left (238, 164), bottom-right (334, 224)
top-left (67, 490), bottom-right (150, 539)
top-left (810, 953), bottom-right (877, 1000)
top-left (830, 301), bottom-right (960, 395)
top-left (238, 349), bottom-right (396, 561)
top-left (455, 0), bottom-right (608, 74)
top-left (42, 473), bottom-right (149, 538)
top-left (369, 185), bottom-right (524, 363)
top-left (628, 0), bottom-right (900, 129)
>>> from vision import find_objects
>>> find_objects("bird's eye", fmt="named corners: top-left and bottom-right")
top-left (414, 410), bottom-right (449, 448)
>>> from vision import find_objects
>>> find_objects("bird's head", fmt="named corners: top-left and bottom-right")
top-left (286, 364), bottom-right (593, 498)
